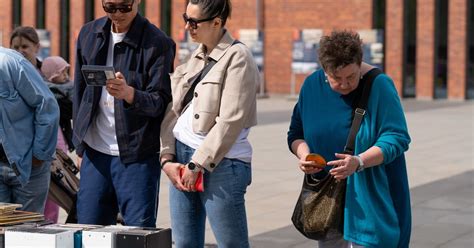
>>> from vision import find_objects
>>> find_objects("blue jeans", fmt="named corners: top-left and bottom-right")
top-left (0, 161), bottom-right (50, 213)
top-left (170, 140), bottom-right (252, 248)
top-left (77, 147), bottom-right (161, 227)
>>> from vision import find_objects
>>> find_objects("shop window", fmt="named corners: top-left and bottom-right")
top-left (85, 0), bottom-right (95, 22)
top-left (402, 0), bottom-right (416, 97)
top-left (161, 0), bottom-right (172, 36)
top-left (12, 0), bottom-right (21, 28)
top-left (434, 0), bottom-right (448, 99)
top-left (467, 0), bottom-right (474, 99)
top-left (37, 0), bottom-right (45, 29)
top-left (60, 0), bottom-right (69, 60)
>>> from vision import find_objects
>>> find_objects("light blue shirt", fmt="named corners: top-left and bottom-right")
top-left (0, 47), bottom-right (59, 186)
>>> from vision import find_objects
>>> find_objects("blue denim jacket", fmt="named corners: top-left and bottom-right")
top-left (73, 14), bottom-right (175, 163)
top-left (0, 47), bottom-right (59, 186)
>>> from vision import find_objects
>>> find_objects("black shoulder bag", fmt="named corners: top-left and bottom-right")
top-left (291, 68), bottom-right (382, 240)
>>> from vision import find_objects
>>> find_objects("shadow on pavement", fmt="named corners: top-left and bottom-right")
top-left (249, 170), bottom-right (474, 248)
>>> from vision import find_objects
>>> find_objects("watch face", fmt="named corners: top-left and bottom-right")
top-left (188, 162), bottom-right (196, 170)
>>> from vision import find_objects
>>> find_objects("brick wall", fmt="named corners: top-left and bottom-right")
top-left (0, 0), bottom-right (13, 46)
top-left (447, 0), bottom-right (468, 99)
top-left (262, 0), bottom-right (373, 94)
top-left (95, 0), bottom-right (106, 20)
top-left (45, 0), bottom-right (61, 56)
top-left (21, 0), bottom-right (36, 27)
top-left (146, 0), bottom-right (162, 28)
top-left (385, 0), bottom-right (404, 96)
top-left (0, 0), bottom-right (470, 99)
top-left (69, 1), bottom-right (85, 78)
top-left (416, 0), bottom-right (435, 99)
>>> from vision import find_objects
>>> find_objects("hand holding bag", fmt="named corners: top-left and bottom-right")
top-left (291, 68), bottom-right (382, 240)
top-left (291, 173), bottom-right (346, 240)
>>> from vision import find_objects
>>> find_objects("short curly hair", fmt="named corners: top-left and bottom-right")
top-left (318, 30), bottom-right (363, 74)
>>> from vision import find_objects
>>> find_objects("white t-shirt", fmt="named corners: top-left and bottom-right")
top-left (83, 30), bottom-right (127, 156)
top-left (173, 101), bottom-right (253, 163)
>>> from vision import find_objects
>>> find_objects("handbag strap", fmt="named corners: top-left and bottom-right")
top-left (181, 40), bottom-right (242, 111)
top-left (181, 59), bottom-right (217, 110)
top-left (343, 68), bottom-right (382, 155)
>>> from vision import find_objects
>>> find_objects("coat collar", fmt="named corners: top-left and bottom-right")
top-left (194, 29), bottom-right (235, 62)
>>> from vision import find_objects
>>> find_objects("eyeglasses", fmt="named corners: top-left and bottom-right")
top-left (182, 13), bottom-right (218, 29)
top-left (103, 0), bottom-right (135, 14)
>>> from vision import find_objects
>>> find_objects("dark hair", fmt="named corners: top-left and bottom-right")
top-left (189, 0), bottom-right (232, 26)
top-left (10, 26), bottom-right (40, 45)
top-left (318, 30), bottom-right (363, 74)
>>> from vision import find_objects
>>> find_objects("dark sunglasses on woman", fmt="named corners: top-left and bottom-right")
top-left (102, 0), bottom-right (135, 14)
top-left (182, 13), bottom-right (219, 30)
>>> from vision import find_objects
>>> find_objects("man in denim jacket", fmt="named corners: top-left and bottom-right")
top-left (0, 46), bottom-right (59, 213)
top-left (73, 0), bottom-right (175, 227)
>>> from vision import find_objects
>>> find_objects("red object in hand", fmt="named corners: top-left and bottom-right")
top-left (179, 167), bottom-right (204, 192)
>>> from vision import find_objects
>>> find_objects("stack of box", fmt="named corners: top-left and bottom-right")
top-left (5, 227), bottom-right (74, 248)
top-left (43, 223), bottom-right (103, 248)
top-left (82, 225), bottom-right (137, 248)
top-left (116, 227), bottom-right (172, 248)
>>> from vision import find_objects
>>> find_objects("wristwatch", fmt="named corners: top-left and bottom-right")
top-left (187, 161), bottom-right (202, 173)
top-left (354, 155), bottom-right (365, 173)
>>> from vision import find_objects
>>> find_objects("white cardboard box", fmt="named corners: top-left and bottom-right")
top-left (82, 225), bottom-right (136, 248)
top-left (5, 227), bottom-right (74, 248)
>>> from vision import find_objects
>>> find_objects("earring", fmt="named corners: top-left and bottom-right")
top-left (324, 73), bottom-right (328, 83)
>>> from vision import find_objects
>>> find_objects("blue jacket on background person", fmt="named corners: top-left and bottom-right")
top-left (0, 47), bottom-right (59, 186)
top-left (73, 14), bottom-right (175, 163)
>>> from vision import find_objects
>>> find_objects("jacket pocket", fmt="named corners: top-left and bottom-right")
top-left (192, 76), bottom-right (223, 134)
top-left (192, 111), bottom-right (217, 134)
top-left (194, 75), bottom-right (223, 114)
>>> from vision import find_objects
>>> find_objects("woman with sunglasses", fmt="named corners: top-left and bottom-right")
top-left (160, 0), bottom-right (260, 247)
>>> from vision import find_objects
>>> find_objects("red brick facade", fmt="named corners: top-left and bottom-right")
top-left (447, 0), bottom-right (468, 100)
top-left (416, 0), bottom-right (436, 99)
top-left (21, 0), bottom-right (36, 27)
top-left (45, 0), bottom-right (61, 56)
top-left (0, 0), bottom-right (12, 46)
top-left (0, 0), bottom-right (470, 99)
top-left (385, 0), bottom-right (404, 96)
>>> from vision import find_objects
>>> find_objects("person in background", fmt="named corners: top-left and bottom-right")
top-left (11, 27), bottom-right (65, 223)
top-left (10, 26), bottom-right (43, 74)
top-left (160, 0), bottom-right (260, 247)
top-left (73, 0), bottom-right (175, 227)
top-left (287, 30), bottom-right (411, 248)
top-left (42, 56), bottom-right (75, 152)
top-left (0, 46), bottom-right (59, 214)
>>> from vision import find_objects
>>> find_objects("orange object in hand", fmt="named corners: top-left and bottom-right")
top-left (305, 153), bottom-right (327, 169)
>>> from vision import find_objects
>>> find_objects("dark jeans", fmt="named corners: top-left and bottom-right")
top-left (77, 147), bottom-right (161, 227)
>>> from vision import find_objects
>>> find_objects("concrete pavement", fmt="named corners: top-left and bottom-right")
top-left (62, 97), bottom-right (474, 247)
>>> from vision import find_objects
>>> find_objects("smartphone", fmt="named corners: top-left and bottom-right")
top-left (81, 65), bottom-right (116, 86)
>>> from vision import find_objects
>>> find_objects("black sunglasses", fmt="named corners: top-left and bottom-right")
top-left (103, 0), bottom-right (135, 14)
top-left (182, 13), bottom-right (219, 29)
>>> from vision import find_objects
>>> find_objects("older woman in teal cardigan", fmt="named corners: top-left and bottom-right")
top-left (287, 30), bottom-right (411, 248)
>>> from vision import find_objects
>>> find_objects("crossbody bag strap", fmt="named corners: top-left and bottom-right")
top-left (181, 40), bottom-right (243, 111)
top-left (343, 68), bottom-right (382, 155)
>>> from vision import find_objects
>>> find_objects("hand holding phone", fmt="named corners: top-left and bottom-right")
top-left (81, 65), bottom-right (116, 86)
